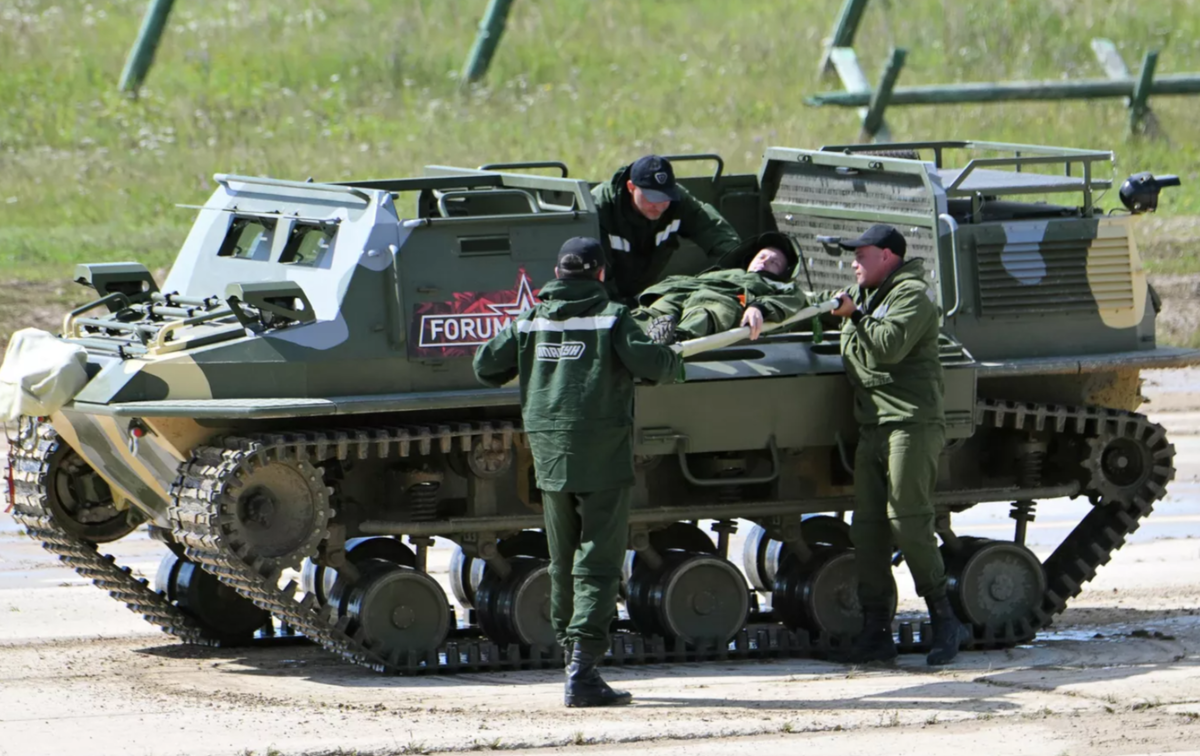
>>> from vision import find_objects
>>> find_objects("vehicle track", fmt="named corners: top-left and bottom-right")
top-left (7, 399), bottom-right (1175, 673)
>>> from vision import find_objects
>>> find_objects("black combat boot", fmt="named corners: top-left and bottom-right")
top-left (925, 594), bottom-right (969, 665)
top-left (833, 603), bottom-right (897, 664)
top-left (646, 314), bottom-right (678, 345)
top-left (564, 643), bottom-right (632, 708)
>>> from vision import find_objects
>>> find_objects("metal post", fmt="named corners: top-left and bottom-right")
top-left (827, 47), bottom-right (892, 142)
top-left (461, 0), bottom-right (516, 87)
top-left (819, 0), bottom-right (871, 76)
top-left (861, 48), bottom-right (907, 142)
top-left (118, 0), bottom-right (177, 95)
top-left (1092, 38), bottom-right (1166, 140)
top-left (1130, 51), bottom-right (1160, 136)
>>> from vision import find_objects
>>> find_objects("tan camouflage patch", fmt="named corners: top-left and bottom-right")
top-left (1088, 216), bottom-right (1147, 330)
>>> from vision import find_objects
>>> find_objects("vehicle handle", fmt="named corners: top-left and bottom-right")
top-left (661, 153), bottom-right (725, 182)
top-left (642, 429), bottom-right (781, 487)
top-left (61, 292), bottom-right (132, 339)
top-left (478, 161), bottom-right (570, 178)
top-left (937, 213), bottom-right (962, 318)
top-left (436, 188), bottom-right (541, 217)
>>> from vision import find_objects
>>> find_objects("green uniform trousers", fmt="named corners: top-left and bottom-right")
top-left (851, 422), bottom-right (948, 605)
top-left (541, 487), bottom-right (631, 655)
top-left (633, 289), bottom-right (742, 341)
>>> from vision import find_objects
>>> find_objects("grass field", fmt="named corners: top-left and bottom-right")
top-left (2, 0), bottom-right (1199, 284)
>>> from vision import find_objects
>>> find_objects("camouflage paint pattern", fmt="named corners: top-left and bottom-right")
top-left (32, 145), bottom-right (1200, 533)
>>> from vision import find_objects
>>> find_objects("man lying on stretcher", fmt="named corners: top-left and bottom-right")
top-left (633, 231), bottom-right (806, 345)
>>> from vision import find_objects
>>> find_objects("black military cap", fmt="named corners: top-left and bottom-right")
top-left (557, 236), bottom-right (605, 277)
top-left (838, 224), bottom-right (907, 257)
top-left (629, 155), bottom-right (681, 203)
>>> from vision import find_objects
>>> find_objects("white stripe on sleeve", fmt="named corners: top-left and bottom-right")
top-left (517, 316), bottom-right (619, 333)
top-left (655, 219), bottom-right (681, 246)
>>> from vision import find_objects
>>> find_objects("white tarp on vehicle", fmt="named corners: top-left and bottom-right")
top-left (0, 329), bottom-right (89, 421)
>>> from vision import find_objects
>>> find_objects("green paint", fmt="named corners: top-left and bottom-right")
top-left (118, 0), bottom-right (176, 94)
top-left (461, 0), bottom-right (516, 86)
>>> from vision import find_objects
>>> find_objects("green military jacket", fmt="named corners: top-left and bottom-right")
top-left (473, 278), bottom-right (683, 492)
top-left (639, 268), bottom-right (807, 324)
top-left (592, 165), bottom-right (741, 301)
top-left (813, 258), bottom-right (944, 426)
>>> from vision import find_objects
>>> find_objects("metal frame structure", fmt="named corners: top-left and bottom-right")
top-left (812, 0), bottom-right (1197, 142)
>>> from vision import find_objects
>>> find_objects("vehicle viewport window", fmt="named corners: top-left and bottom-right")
top-left (280, 224), bottom-right (337, 267)
top-left (217, 217), bottom-right (276, 261)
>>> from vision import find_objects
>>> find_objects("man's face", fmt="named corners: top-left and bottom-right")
top-left (626, 180), bottom-right (671, 221)
top-left (852, 245), bottom-right (899, 288)
top-left (747, 247), bottom-right (789, 277)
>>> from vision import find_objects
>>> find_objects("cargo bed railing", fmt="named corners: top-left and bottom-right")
top-left (817, 140), bottom-right (1114, 214)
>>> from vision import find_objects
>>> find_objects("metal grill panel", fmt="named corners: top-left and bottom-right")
top-left (777, 215), bottom-right (938, 294)
top-left (975, 237), bottom-right (1134, 316)
top-left (774, 163), bottom-right (932, 216)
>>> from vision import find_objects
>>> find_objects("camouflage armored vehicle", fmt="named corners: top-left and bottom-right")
top-left (5, 142), bottom-right (1196, 672)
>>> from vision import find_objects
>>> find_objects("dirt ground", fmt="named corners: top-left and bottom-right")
top-left (2, 523), bottom-right (1200, 756)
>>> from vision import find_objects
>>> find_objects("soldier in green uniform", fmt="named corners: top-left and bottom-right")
top-left (633, 231), bottom-right (806, 342)
top-left (473, 237), bottom-right (683, 707)
top-left (592, 154), bottom-right (742, 302)
top-left (812, 224), bottom-right (968, 666)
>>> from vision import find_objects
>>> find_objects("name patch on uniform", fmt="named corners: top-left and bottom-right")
top-left (535, 341), bottom-right (586, 362)
top-left (409, 269), bottom-right (539, 358)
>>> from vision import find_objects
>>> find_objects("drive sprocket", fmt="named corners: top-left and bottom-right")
top-left (212, 443), bottom-right (334, 577)
top-left (1080, 414), bottom-right (1173, 506)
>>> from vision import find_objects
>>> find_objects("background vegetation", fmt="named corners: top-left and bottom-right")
top-left (2, 0), bottom-right (1199, 283)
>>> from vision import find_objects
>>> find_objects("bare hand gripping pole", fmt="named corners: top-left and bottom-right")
top-left (673, 297), bottom-right (842, 358)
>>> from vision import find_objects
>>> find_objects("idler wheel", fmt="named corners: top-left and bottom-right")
top-left (44, 441), bottom-right (143, 544)
top-left (945, 539), bottom-right (1045, 632)
top-left (1080, 415), bottom-right (1174, 509)
top-left (772, 547), bottom-right (896, 639)
top-left (742, 516), bottom-right (852, 591)
top-left (154, 552), bottom-right (270, 643)
top-left (475, 556), bottom-right (556, 647)
top-left (300, 536), bottom-right (415, 609)
top-left (450, 530), bottom-right (550, 611)
top-left (341, 558), bottom-right (451, 660)
top-left (626, 552), bottom-right (749, 645)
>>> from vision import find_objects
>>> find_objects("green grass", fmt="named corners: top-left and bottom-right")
top-left (2, 0), bottom-right (1200, 282)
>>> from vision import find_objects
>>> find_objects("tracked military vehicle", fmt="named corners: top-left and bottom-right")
top-left (5, 142), bottom-right (1197, 673)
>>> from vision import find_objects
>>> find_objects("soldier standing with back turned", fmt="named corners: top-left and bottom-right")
top-left (473, 237), bottom-right (683, 706)
top-left (811, 224), bottom-right (969, 666)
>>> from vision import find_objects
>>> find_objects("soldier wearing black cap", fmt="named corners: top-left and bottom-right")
top-left (632, 231), bottom-right (806, 342)
top-left (808, 224), bottom-right (968, 667)
top-left (473, 237), bottom-right (683, 707)
top-left (592, 155), bottom-right (741, 302)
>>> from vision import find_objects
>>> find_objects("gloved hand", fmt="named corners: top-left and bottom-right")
top-left (646, 315), bottom-right (678, 345)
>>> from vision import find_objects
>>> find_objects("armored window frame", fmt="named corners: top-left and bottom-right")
top-left (279, 222), bottom-right (338, 267)
top-left (217, 216), bottom-right (276, 261)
